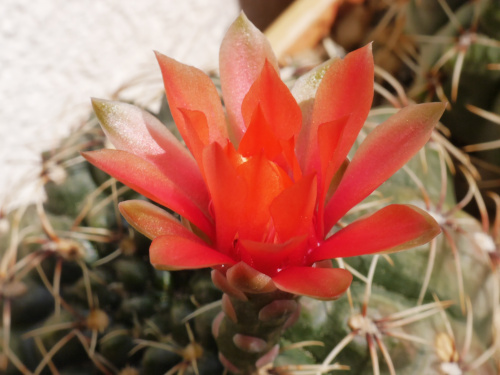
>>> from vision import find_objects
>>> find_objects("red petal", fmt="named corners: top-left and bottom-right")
top-left (91, 99), bottom-right (209, 209)
top-left (236, 154), bottom-right (291, 242)
top-left (155, 52), bottom-right (227, 149)
top-left (270, 174), bottom-right (317, 242)
top-left (82, 149), bottom-right (213, 238)
top-left (324, 102), bottom-right (446, 231)
top-left (272, 266), bottom-right (352, 300)
top-left (325, 158), bottom-right (349, 203)
top-left (202, 143), bottom-right (247, 252)
top-left (315, 116), bottom-right (350, 237)
top-left (239, 236), bottom-right (309, 277)
top-left (297, 44), bottom-right (374, 177)
top-left (281, 138), bottom-right (303, 181)
top-left (317, 116), bottom-right (350, 198)
top-left (293, 59), bottom-right (338, 165)
top-left (178, 109), bottom-right (211, 174)
top-left (292, 58), bottom-right (337, 110)
top-left (238, 105), bottom-right (300, 177)
top-left (118, 200), bottom-right (201, 242)
top-left (241, 60), bottom-right (302, 140)
top-left (150, 235), bottom-right (235, 270)
top-left (219, 13), bottom-right (279, 144)
top-left (311, 204), bottom-right (441, 262)
top-left (238, 105), bottom-right (283, 160)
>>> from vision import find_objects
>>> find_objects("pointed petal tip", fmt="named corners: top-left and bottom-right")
top-left (90, 97), bottom-right (103, 106)
top-left (220, 9), bottom-right (278, 143)
top-left (80, 150), bottom-right (93, 160)
top-left (233, 10), bottom-right (254, 30)
top-left (415, 101), bottom-right (447, 126)
top-left (90, 97), bottom-right (112, 120)
top-left (237, 10), bottom-right (248, 20)
top-left (154, 50), bottom-right (171, 65)
top-left (355, 42), bottom-right (374, 59)
top-left (407, 204), bottom-right (442, 239)
top-left (408, 101), bottom-right (446, 134)
top-left (425, 100), bottom-right (447, 114)
top-left (90, 98), bottom-right (129, 129)
top-left (153, 49), bottom-right (163, 59)
top-left (153, 50), bottom-right (164, 64)
top-left (117, 200), bottom-right (129, 216)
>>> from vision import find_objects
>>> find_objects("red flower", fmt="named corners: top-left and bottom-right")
top-left (83, 14), bottom-right (444, 300)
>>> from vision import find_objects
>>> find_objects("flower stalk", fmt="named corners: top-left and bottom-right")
top-left (214, 287), bottom-right (298, 374)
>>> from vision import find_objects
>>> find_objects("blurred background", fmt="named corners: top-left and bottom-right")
top-left (1, 0), bottom-right (241, 210)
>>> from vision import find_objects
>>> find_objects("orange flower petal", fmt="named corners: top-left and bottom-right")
top-left (272, 266), bottom-right (352, 300)
top-left (317, 115), bottom-right (350, 199)
top-left (82, 149), bottom-right (213, 238)
top-left (311, 204), bottom-right (441, 262)
top-left (92, 99), bottom-right (209, 210)
top-left (239, 237), bottom-right (309, 277)
top-left (155, 52), bottom-right (227, 150)
top-left (241, 60), bottom-right (302, 140)
top-left (118, 200), bottom-right (202, 242)
top-left (219, 13), bottom-right (279, 144)
top-left (324, 102), bottom-right (446, 231)
top-left (150, 235), bottom-right (235, 271)
top-left (178, 108), bottom-right (213, 175)
top-left (239, 105), bottom-right (300, 177)
top-left (236, 154), bottom-right (292, 242)
top-left (202, 143), bottom-right (247, 252)
top-left (293, 58), bottom-right (338, 165)
top-left (316, 116), bottom-right (350, 237)
top-left (238, 105), bottom-right (283, 160)
top-left (297, 44), bottom-right (374, 177)
top-left (270, 174), bottom-right (317, 242)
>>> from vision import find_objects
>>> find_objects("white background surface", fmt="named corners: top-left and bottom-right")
top-left (0, 0), bottom-right (239, 211)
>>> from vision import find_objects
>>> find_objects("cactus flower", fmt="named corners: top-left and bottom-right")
top-left (83, 13), bottom-right (444, 374)
top-left (83, 14), bottom-right (444, 299)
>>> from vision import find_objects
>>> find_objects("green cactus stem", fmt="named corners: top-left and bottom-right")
top-left (211, 268), bottom-right (300, 374)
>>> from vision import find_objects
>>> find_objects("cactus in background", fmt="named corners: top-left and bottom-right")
top-left (406, 0), bottom-right (500, 189)
top-left (1, 2), bottom-right (499, 375)
top-left (0, 114), bottom-right (225, 374)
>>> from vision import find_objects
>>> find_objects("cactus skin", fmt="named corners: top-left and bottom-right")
top-left (407, 0), bottom-right (500, 206)
top-left (0, 115), bottom-right (227, 374)
top-left (214, 287), bottom-right (299, 374)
